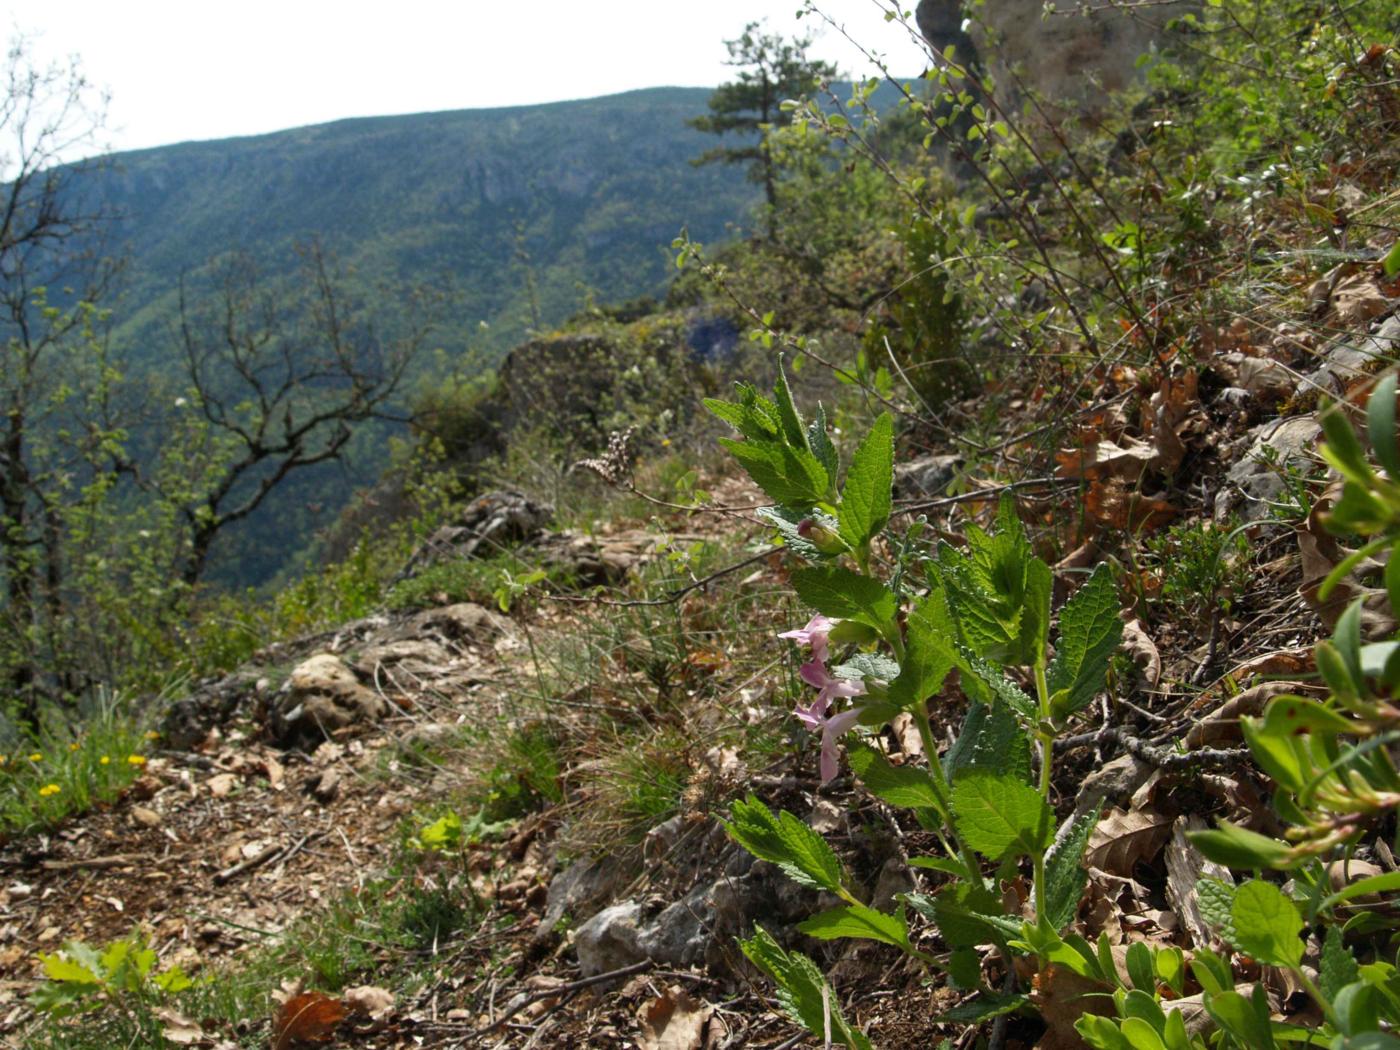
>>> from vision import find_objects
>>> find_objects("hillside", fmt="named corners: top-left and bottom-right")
top-left (94, 87), bottom-right (759, 363)
top-left (4, 5), bottom-right (1400, 1050)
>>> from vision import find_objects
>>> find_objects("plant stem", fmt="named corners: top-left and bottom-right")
top-left (1032, 657), bottom-right (1054, 923)
top-left (913, 704), bottom-right (985, 886)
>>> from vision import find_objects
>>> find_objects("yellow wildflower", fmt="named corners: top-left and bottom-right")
top-left (69, 742), bottom-right (80, 752)
top-left (127, 755), bottom-right (146, 767)
top-left (145, 731), bottom-right (160, 741)
top-left (100, 756), bottom-right (110, 765)
top-left (28, 753), bottom-right (42, 762)
top-left (39, 783), bottom-right (60, 797)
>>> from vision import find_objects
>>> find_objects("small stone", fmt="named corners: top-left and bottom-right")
top-left (311, 768), bottom-right (341, 803)
top-left (131, 806), bottom-right (162, 828)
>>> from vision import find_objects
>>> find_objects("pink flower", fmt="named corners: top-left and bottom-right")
top-left (794, 703), bottom-right (865, 784)
top-left (799, 657), bottom-right (865, 709)
top-left (779, 615), bottom-right (835, 663)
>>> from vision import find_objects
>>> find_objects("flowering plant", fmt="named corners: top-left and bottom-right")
top-left (707, 367), bottom-right (1124, 1045)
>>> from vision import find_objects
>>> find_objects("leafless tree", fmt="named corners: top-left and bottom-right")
top-left (168, 240), bottom-right (438, 584)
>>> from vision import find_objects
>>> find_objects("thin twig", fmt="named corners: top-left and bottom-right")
top-left (473, 960), bottom-right (654, 1036)
top-left (544, 547), bottom-right (776, 608)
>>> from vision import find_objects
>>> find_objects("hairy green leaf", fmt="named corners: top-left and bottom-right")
top-left (888, 587), bottom-right (957, 707)
top-left (1047, 564), bottom-right (1124, 720)
top-left (1321, 926), bottom-right (1360, 1001)
top-left (798, 902), bottom-right (910, 949)
top-left (944, 700), bottom-right (1032, 783)
top-left (1231, 880), bottom-right (1303, 968)
top-left (951, 773), bottom-right (1053, 861)
top-left (1044, 809), bottom-right (1097, 931)
top-left (838, 413), bottom-right (894, 551)
top-left (792, 565), bottom-right (899, 635)
top-left (726, 795), bottom-right (847, 894)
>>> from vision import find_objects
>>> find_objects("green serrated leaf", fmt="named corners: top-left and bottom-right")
top-left (1231, 880), bottom-right (1304, 968)
top-left (791, 565), bottom-right (899, 636)
top-left (725, 795), bottom-right (847, 895)
top-left (799, 903), bottom-right (910, 949)
top-left (758, 506), bottom-right (840, 561)
top-left (951, 773), bottom-right (1053, 861)
top-left (1321, 926), bottom-right (1360, 1000)
top-left (888, 588), bottom-right (957, 707)
top-left (949, 947), bottom-right (984, 990)
top-left (1197, 877), bottom-right (1237, 943)
top-left (1047, 564), bottom-right (1124, 720)
top-left (838, 413), bottom-right (894, 552)
top-left (955, 645), bottom-right (1036, 721)
top-left (944, 701), bottom-right (1032, 784)
top-left (720, 438), bottom-right (830, 508)
top-left (740, 926), bottom-right (874, 1050)
top-left (1044, 809), bottom-right (1097, 931)
top-left (39, 954), bottom-right (101, 985)
top-left (808, 404), bottom-right (839, 480)
top-left (847, 742), bottom-right (944, 812)
top-left (772, 360), bottom-right (809, 450)
top-left (914, 885), bottom-right (1021, 949)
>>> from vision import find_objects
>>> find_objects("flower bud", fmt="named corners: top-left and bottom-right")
top-left (797, 518), bottom-right (847, 554)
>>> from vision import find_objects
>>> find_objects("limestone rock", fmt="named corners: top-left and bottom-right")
top-left (537, 856), bottom-right (633, 942)
top-left (395, 491), bottom-right (553, 583)
top-left (271, 653), bottom-right (387, 743)
top-left (1218, 416), bottom-right (1321, 522)
top-left (894, 453), bottom-right (963, 500)
top-left (574, 901), bottom-right (646, 977)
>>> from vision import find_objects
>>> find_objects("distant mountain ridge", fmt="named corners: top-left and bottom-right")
top-left (91, 86), bottom-right (760, 364)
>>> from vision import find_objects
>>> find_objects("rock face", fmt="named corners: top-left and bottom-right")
top-left (916, 0), bottom-right (1196, 117)
top-left (396, 491), bottom-right (554, 582)
top-left (271, 653), bottom-right (389, 742)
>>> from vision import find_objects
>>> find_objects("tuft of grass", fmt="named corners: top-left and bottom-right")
top-left (0, 702), bottom-right (152, 838)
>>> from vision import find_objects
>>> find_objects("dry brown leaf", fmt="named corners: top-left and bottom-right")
top-left (1224, 648), bottom-right (1313, 681)
top-left (1164, 816), bottom-right (1234, 948)
top-left (261, 755), bottom-right (285, 790)
top-left (1331, 272), bottom-right (1391, 324)
top-left (1029, 963), bottom-right (1113, 1050)
top-left (1120, 619), bottom-right (1161, 689)
top-left (1183, 682), bottom-right (1310, 749)
top-left (1084, 477), bottom-right (1178, 533)
top-left (637, 986), bottom-right (714, 1050)
top-left (207, 773), bottom-right (237, 798)
top-left (1056, 437), bottom-right (1158, 483)
top-left (273, 991), bottom-right (347, 1049)
top-left (155, 1006), bottom-right (204, 1046)
top-left (343, 985), bottom-right (394, 1020)
top-left (1087, 807), bottom-right (1174, 876)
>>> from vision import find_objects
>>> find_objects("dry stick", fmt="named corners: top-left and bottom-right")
top-left (212, 832), bottom-right (314, 886)
top-left (1055, 726), bottom-right (1251, 772)
top-left (895, 477), bottom-right (1067, 517)
top-left (472, 960), bottom-right (654, 1036)
top-left (39, 853), bottom-right (143, 872)
top-left (544, 547), bottom-right (778, 608)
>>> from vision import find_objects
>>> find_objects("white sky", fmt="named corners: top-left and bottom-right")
top-left (9, 1), bottom-right (928, 157)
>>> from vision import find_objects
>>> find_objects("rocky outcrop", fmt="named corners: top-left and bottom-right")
top-left (395, 491), bottom-right (554, 583)
top-left (916, 0), bottom-right (1196, 118)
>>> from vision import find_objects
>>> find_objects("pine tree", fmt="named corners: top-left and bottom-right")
top-left (690, 23), bottom-right (837, 237)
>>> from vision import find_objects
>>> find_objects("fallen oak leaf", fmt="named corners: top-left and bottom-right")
top-left (637, 985), bottom-right (714, 1050)
top-left (1087, 806), bottom-right (1174, 877)
top-left (273, 991), bottom-right (347, 1049)
top-left (343, 984), bottom-right (394, 1020)
top-left (155, 1006), bottom-right (204, 1046)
